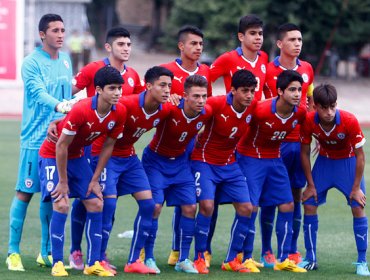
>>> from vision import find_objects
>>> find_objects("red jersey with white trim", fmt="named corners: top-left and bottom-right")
top-left (191, 93), bottom-right (256, 165)
top-left (210, 48), bottom-right (268, 100)
top-left (39, 95), bottom-right (126, 159)
top-left (263, 56), bottom-right (314, 141)
top-left (148, 99), bottom-right (213, 158)
top-left (300, 110), bottom-right (366, 159)
top-left (73, 58), bottom-right (145, 97)
top-left (161, 59), bottom-right (212, 97)
top-left (92, 91), bottom-right (172, 157)
top-left (237, 97), bottom-right (306, 158)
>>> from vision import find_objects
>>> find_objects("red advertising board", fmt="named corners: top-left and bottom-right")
top-left (0, 0), bottom-right (16, 80)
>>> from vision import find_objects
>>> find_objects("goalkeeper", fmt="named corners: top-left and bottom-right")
top-left (6, 13), bottom-right (80, 272)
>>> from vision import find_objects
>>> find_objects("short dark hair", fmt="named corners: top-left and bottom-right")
top-left (144, 66), bottom-right (174, 84)
top-left (313, 84), bottom-right (337, 107)
top-left (276, 70), bottom-right (303, 92)
top-left (277, 23), bottom-right (300, 40)
top-left (94, 66), bottom-right (124, 88)
top-left (106, 26), bottom-right (130, 44)
top-left (238, 14), bottom-right (263, 34)
top-left (38, 14), bottom-right (63, 33)
top-left (231, 70), bottom-right (257, 90)
top-left (184, 74), bottom-right (208, 93)
top-left (178, 25), bottom-right (203, 42)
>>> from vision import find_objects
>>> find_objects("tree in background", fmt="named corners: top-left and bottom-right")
top-left (86, 0), bottom-right (120, 49)
top-left (158, 0), bottom-right (370, 75)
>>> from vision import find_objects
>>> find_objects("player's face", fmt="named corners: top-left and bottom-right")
top-left (40, 21), bottom-right (65, 51)
top-left (97, 84), bottom-right (122, 105)
top-left (184, 86), bottom-right (207, 116)
top-left (107, 37), bottom-right (131, 62)
top-left (238, 27), bottom-right (263, 52)
top-left (147, 75), bottom-right (172, 103)
top-left (232, 86), bottom-right (255, 110)
top-left (277, 30), bottom-right (302, 58)
top-left (179, 34), bottom-right (203, 62)
top-left (315, 103), bottom-right (337, 125)
top-left (279, 81), bottom-right (302, 106)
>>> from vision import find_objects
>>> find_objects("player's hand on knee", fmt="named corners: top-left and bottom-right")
top-left (52, 182), bottom-right (69, 202)
top-left (302, 184), bottom-right (317, 203)
top-left (87, 181), bottom-right (103, 201)
top-left (350, 189), bottom-right (366, 208)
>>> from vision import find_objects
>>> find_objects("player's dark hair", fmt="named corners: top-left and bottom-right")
top-left (276, 70), bottom-right (303, 92)
top-left (231, 70), bottom-right (257, 90)
top-left (178, 25), bottom-right (203, 42)
top-left (313, 84), bottom-right (337, 107)
top-left (106, 26), bottom-right (131, 44)
top-left (277, 23), bottom-right (300, 40)
top-left (184, 74), bottom-right (208, 93)
top-left (38, 14), bottom-right (63, 33)
top-left (238, 14), bottom-right (263, 34)
top-left (144, 66), bottom-right (174, 84)
top-left (94, 66), bottom-right (124, 88)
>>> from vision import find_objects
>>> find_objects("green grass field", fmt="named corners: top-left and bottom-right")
top-left (0, 120), bottom-right (369, 279)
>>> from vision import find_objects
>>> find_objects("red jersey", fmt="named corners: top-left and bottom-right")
top-left (300, 110), bottom-right (366, 159)
top-left (263, 56), bottom-right (314, 141)
top-left (210, 48), bottom-right (268, 100)
top-left (73, 58), bottom-right (145, 97)
top-left (237, 97), bottom-right (306, 158)
top-left (92, 91), bottom-right (172, 157)
top-left (191, 93), bottom-right (256, 165)
top-left (148, 99), bottom-right (213, 158)
top-left (161, 59), bottom-right (212, 97)
top-left (40, 95), bottom-right (126, 159)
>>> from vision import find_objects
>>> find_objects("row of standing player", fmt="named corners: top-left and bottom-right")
top-left (6, 13), bottom-right (368, 277)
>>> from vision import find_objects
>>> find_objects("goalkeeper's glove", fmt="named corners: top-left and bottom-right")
top-left (55, 96), bottom-right (84, 114)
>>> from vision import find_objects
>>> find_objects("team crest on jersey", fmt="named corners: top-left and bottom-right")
top-left (292, 119), bottom-right (298, 128)
top-left (128, 77), bottom-right (134, 87)
top-left (302, 73), bottom-right (309, 83)
top-left (25, 179), bottom-right (33, 188)
top-left (196, 122), bottom-right (203, 130)
top-left (246, 114), bottom-right (252, 123)
top-left (261, 64), bottom-right (266, 74)
top-left (46, 181), bottom-right (54, 192)
top-left (100, 183), bottom-right (106, 192)
top-left (337, 133), bottom-right (345, 139)
top-left (63, 60), bottom-right (70, 69)
top-left (196, 187), bottom-right (201, 197)
top-left (107, 121), bottom-right (115, 130)
top-left (153, 118), bottom-right (160, 127)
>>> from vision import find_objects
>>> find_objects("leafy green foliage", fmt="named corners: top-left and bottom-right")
top-left (159, 0), bottom-right (370, 67)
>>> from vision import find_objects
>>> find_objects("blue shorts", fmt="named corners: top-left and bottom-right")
top-left (142, 146), bottom-right (196, 206)
top-left (84, 145), bottom-right (92, 164)
top-left (103, 155), bottom-right (151, 197)
top-left (237, 154), bottom-right (293, 207)
top-left (281, 142), bottom-right (306, 189)
top-left (39, 156), bottom-right (97, 202)
top-left (191, 160), bottom-right (250, 204)
top-left (15, 148), bottom-right (40, 193)
top-left (304, 155), bottom-right (366, 208)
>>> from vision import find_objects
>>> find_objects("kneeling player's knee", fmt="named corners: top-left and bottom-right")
top-left (153, 204), bottom-right (162, 218)
top-left (236, 203), bottom-right (253, 217)
top-left (352, 206), bottom-right (366, 218)
top-left (279, 202), bottom-right (294, 212)
top-left (303, 204), bottom-right (317, 215)
top-left (199, 201), bottom-right (214, 217)
top-left (84, 198), bottom-right (103, 212)
top-left (181, 204), bottom-right (197, 218)
top-left (54, 202), bottom-right (69, 214)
